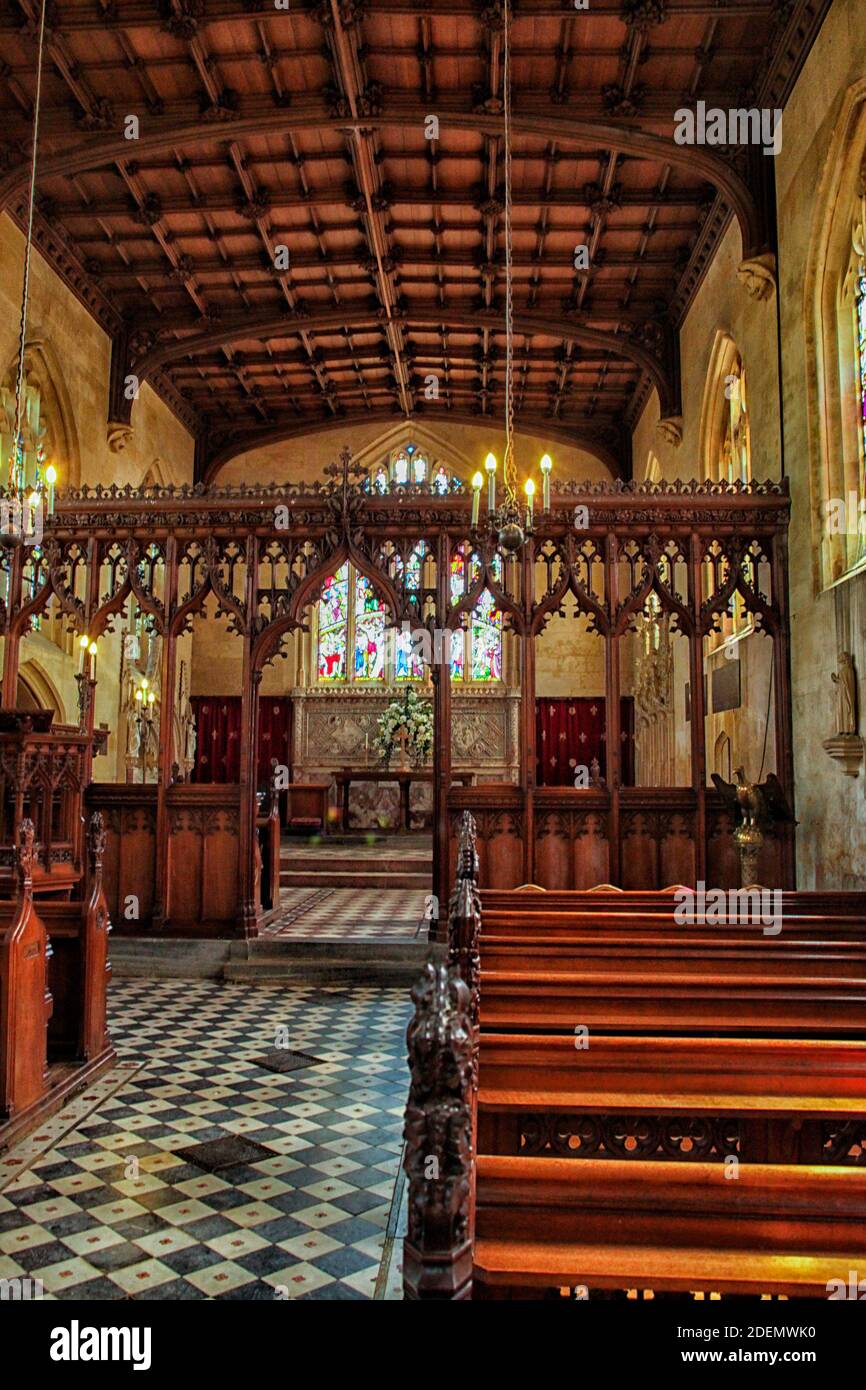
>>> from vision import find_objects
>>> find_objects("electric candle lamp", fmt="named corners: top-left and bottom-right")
top-left (540, 453), bottom-right (552, 512)
top-left (135, 687), bottom-right (143, 703)
top-left (27, 491), bottom-right (40, 538)
top-left (471, 471), bottom-right (483, 527)
top-left (88, 640), bottom-right (98, 680)
top-left (45, 464), bottom-right (57, 515)
top-left (78, 633), bottom-right (89, 674)
top-left (484, 452), bottom-right (497, 511)
top-left (524, 476), bottom-right (535, 525)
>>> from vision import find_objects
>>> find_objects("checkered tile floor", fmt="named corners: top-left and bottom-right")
top-left (267, 888), bottom-right (430, 940)
top-left (0, 979), bottom-right (411, 1301)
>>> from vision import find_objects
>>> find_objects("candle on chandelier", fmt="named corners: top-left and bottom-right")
top-left (88, 640), bottom-right (98, 681)
top-left (524, 477), bottom-right (536, 526)
top-left (78, 633), bottom-right (90, 675)
top-left (484, 452), bottom-right (497, 512)
top-left (27, 491), bottom-right (40, 539)
top-left (45, 464), bottom-right (57, 515)
top-left (471, 471), bottom-right (483, 527)
top-left (540, 453), bottom-right (552, 512)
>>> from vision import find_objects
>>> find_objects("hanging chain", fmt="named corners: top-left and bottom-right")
top-left (11, 0), bottom-right (48, 491)
top-left (502, 0), bottom-right (517, 510)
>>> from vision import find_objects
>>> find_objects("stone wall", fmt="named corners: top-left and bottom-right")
top-left (773, 0), bottom-right (866, 887)
top-left (0, 213), bottom-right (195, 779)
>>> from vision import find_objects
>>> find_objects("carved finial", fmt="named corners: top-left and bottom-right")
top-left (16, 818), bottom-right (36, 893)
top-left (447, 811), bottom-right (481, 1039)
top-left (87, 810), bottom-right (107, 874)
top-left (403, 963), bottom-right (474, 1299)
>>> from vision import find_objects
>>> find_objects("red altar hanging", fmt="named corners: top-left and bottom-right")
top-left (191, 697), bottom-right (292, 787)
top-left (536, 696), bottom-right (635, 787)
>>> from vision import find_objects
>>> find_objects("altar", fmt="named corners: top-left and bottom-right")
top-left (334, 768), bottom-right (475, 834)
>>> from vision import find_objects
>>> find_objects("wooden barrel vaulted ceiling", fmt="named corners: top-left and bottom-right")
top-left (0, 0), bottom-right (829, 481)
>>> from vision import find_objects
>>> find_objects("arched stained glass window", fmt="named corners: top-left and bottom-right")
top-left (394, 543), bottom-right (426, 681)
top-left (449, 545), bottom-right (502, 683)
top-left (354, 572), bottom-right (386, 680)
top-left (317, 564), bottom-right (349, 681)
top-left (431, 465), bottom-right (450, 494)
top-left (471, 588), bottom-right (502, 681)
top-left (316, 543), bottom-right (501, 685)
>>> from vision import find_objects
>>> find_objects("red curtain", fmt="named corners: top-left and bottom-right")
top-left (191, 697), bottom-right (291, 787)
top-left (536, 697), bottom-right (635, 787)
top-left (256, 698), bottom-right (292, 785)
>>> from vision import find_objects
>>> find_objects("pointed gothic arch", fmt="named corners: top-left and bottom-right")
top-left (803, 79), bottom-right (866, 589)
top-left (1, 337), bottom-right (82, 488)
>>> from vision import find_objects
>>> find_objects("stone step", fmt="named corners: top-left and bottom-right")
top-left (224, 945), bottom-right (439, 986)
top-left (280, 852), bottom-right (432, 873)
top-left (232, 939), bottom-right (430, 962)
top-left (280, 869), bottom-right (431, 890)
top-left (109, 938), bottom-right (232, 980)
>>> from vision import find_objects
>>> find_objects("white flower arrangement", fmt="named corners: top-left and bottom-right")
top-left (374, 686), bottom-right (434, 767)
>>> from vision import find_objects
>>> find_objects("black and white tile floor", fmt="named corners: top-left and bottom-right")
top-left (0, 980), bottom-right (411, 1300)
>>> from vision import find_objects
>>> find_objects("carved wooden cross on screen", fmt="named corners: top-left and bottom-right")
top-left (324, 446), bottom-right (366, 506)
top-left (323, 446), bottom-right (368, 542)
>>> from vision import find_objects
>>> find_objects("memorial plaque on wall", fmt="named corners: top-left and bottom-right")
top-left (712, 658), bottom-right (741, 713)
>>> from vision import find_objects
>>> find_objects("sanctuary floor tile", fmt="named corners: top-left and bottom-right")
top-left (0, 979), bottom-right (411, 1301)
top-left (267, 887), bottom-right (430, 940)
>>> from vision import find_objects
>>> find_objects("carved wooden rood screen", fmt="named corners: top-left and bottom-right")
top-left (0, 465), bottom-right (793, 938)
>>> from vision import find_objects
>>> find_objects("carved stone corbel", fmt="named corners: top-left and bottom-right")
top-left (821, 734), bottom-right (864, 778)
top-left (656, 415), bottom-right (683, 448)
top-left (107, 423), bottom-right (134, 453)
top-left (737, 252), bottom-right (777, 301)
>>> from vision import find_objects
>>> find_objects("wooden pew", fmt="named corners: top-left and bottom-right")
top-left (404, 814), bottom-right (866, 1299)
top-left (473, 1156), bottom-right (866, 1298)
top-left (0, 820), bottom-right (52, 1123)
top-left (39, 812), bottom-right (114, 1067)
top-left (482, 938), bottom-right (866, 979)
top-left (0, 813), bottom-right (115, 1151)
top-left (477, 1033), bottom-right (866, 1163)
top-left (480, 969), bottom-right (866, 1036)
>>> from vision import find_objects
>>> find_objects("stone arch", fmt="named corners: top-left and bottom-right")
top-left (802, 79), bottom-right (866, 590)
top-left (17, 658), bottom-right (67, 722)
top-left (0, 337), bottom-right (82, 488)
top-left (713, 730), bottom-right (732, 782)
top-left (699, 331), bottom-right (743, 483)
top-left (141, 457), bottom-right (171, 489)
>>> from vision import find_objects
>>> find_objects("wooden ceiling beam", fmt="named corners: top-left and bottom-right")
top-left (0, 108), bottom-right (767, 258)
top-left (125, 302), bottom-right (676, 419)
top-left (319, 0), bottom-right (413, 419)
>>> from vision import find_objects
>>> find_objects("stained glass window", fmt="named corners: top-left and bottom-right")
top-left (470, 588), bottom-right (502, 680)
top-left (449, 545), bottom-right (502, 683)
top-left (431, 465), bottom-right (450, 494)
top-left (315, 540), bottom-right (501, 685)
top-left (372, 466), bottom-right (388, 494)
top-left (394, 544), bottom-right (426, 681)
top-left (317, 563), bottom-right (349, 681)
top-left (354, 572), bottom-right (386, 680)
top-left (856, 258), bottom-right (866, 468)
